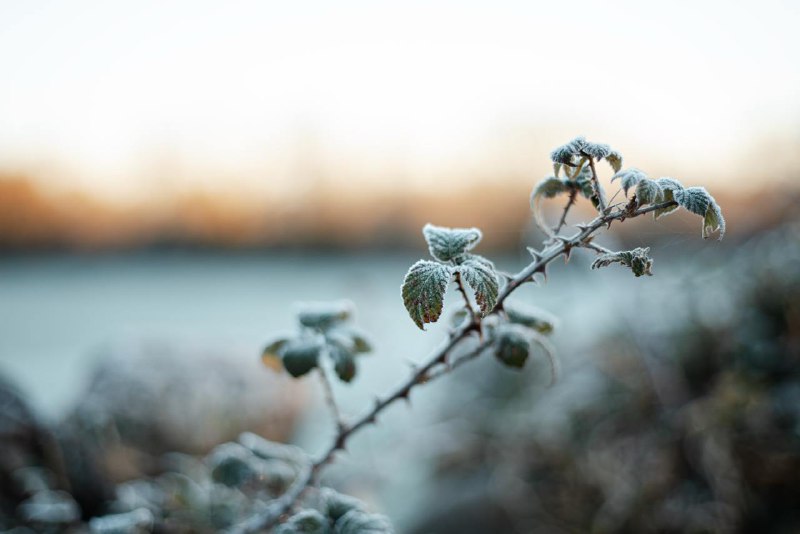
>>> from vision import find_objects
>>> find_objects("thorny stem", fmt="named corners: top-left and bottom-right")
top-left (231, 198), bottom-right (679, 533)
top-left (554, 188), bottom-right (578, 235)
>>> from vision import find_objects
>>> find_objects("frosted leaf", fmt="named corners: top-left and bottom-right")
top-left (422, 224), bottom-right (482, 262)
top-left (674, 186), bottom-right (725, 239)
top-left (456, 252), bottom-right (496, 271)
top-left (401, 260), bottom-right (453, 329)
top-left (322, 488), bottom-right (365, 522)
top-left (327, 326), bottom-right (372, 354)
top-left (89, 508), bottom-right (154, 533)
top-left (276, 509), bottom-right (330, 534)
top-left (334, 509), bottom-right (394, 534)
top-left (582, 142), bottom-right (611, 160)
top-left (635, 178), bottom-right (664, 206)
top-left (297, 300), bottom-right (353, 330)
top-left (327, 338), bottom-right (357, 383)
top-left (262, 337), bottom-right (290, 371)
top-left (591, 247), bottom-right (653, 277)
top-left (18, 490), bottom-right (80, 525)
top-left (457, 255), bottom-right (499, 317)
top-left (674, 186), bottom-right (711, 215)
top-left (208, 442), bottom-right (261, 487)
top-left (530, 177), bottom-right (568, 237)
top-left (653, 177), bottom-right (683, 219)
top-left (573, 167), bottom-right (600, 207)
top-left (703, 201), bottom-right (726, 240)
top-left (605, 150), bottom-right (623, 172)
top-left (281, 338), bottom-right (322, 377)
top-left (550, 136), bottom-right (587, 164)
top-left (504, 301), bottom-right (557, 334)
top-left (494, 325), bottom-right (530, 369)
top-left (611, 168), bottom-right (649, 196)
top-left (530, 177), bottom-right (568, 204)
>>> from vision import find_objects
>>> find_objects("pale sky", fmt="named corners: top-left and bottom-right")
top-left (0, 0), bottom-right (798, 201)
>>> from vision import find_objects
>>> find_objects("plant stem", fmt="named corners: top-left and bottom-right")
top-left (453, 270), bottom-right (477, 319)
top-left (231, 198), bottom-right (678, 533)
top-left (317, 365), bottom-right (345, 432)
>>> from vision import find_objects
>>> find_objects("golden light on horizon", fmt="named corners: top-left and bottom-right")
top-left (1, 0), bottom-right (799, 203)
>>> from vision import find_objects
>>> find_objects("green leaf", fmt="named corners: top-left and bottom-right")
top-left (262, 337), bottom-right (290, 371)
top-left (334, 510), bottom-right (394, 534)
top-left (328, 339), bottom-right (357, 383)
top-left (703, 199), bottom-right (726, 240)
top-left (673, 186), bottom-right (725, 239)
top-left (674, 186), bottom-right (711, 215)
top-left (530, 177), bottom-right (568, 237)
top-left (550, 136), bottom-right (587, 165)
top-left (635, 178), bottom-right (663, 206)
top-left (208, 443), bottom-right (259, 487)
top-left (326, 327), bottom-right (372, 354)
top-left (613, 168), bottom-right (648, 196)
top-left (591, 247), bottom-right (654, 277)
top-left (457, 255), bottom-right (499, 317)
top-left (582, 141), bottom-right (611, 160)
top-left (504, 301), bottom-right (557, 334)
top-left (605, 150), bottom-right (623, 172)
top-left (401, 260), bottom-right (453, 330)
top-left (422, 224), bottom-right (483, 262)
top-left (276, 509), bottom-right (331, 534)
top-left (298, 301), bottom-right (353, 330)
top-left (494, 325), bottom-right (530, 369)
top-left (322, 488), bottom-right (364, 522)
top-left (281, 338), bottom-right (322, 377)
top-left (573, 166), bottom-right (600, 207)
top-left (611, 168), bottom-right (648, 196)
top-left (653, 177), bottom-right (683, 219)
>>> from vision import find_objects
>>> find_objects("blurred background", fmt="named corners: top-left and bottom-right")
top-left (1, 1), bottom-right (799, 532)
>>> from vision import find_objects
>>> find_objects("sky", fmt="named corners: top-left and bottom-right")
top-left (0, 0), bottom-right (798, 202)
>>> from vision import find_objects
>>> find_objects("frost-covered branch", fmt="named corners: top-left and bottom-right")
top-left (240, 199), bottom-right (683, 532)
top-left (249, 136), bottom-right (724, 532)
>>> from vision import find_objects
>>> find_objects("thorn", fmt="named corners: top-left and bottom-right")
top-left (536, 263), bottom-right (549, 283)
top-left (575, 223), bottom-right (590, 232)
top-left (527, 247), bottom-right (542, 262)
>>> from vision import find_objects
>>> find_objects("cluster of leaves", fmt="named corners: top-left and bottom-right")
top-left (531, 137), bottom-right (622, 236)
top-left (275, 489), bottom-right (393, 534)
top-left (450, 300), bottom-right (558, 373)
top-left (591, 247), bottom-right (654, 277)
top-left (611, 169), bottom-right (725, 239)
top-left (262, 301), bottom-right (372, 383)
top-left (549, 136), bottom-right (623, 175)
top-left (531, 136), bottom-right (725, 241)
top-left (401, 224), bottom-right (500, 330)
top-left (490, 302), bottom-right (558, 377)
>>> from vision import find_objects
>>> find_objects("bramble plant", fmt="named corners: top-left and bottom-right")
top-left (244, 136), bottom-right (725, 533)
